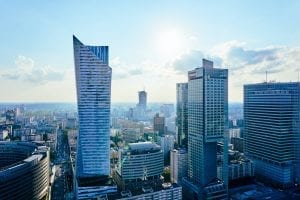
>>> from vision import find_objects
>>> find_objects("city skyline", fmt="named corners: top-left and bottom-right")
top-left (0, 1), bottom-right (300, 103)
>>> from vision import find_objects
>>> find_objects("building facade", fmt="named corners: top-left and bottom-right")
top-left (183, 59), bottom-right (228, 199)
top-left (73, 36), bottom-right (114, 198)
top-left (114, 183), bottom-right (182, 200)
top-left (160, 134), bottom-right (175, 165)
top-left (176, 83), bottom-right (188, 147)
top-left (171, 148), bottom-right (188, 184)
top-left (244, 82), bottom-right (300, 188)
top-left (154, 113), bottom-right (166, 136)
top-left (0, 142), bottom-right (49, 200)
top-left (138, 90), bottom-right (147, 110)
top-left (115, 142), bottom-right (164, 191)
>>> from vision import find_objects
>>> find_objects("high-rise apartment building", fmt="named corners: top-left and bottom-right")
top-left (244, 82), bottom-right (300, 188)
top-left (73, 36), bottom-right (116, 199)
top-left (176, 83), bottom-right (188, 147)
top-left (182, 59), bottom-right (228, 200)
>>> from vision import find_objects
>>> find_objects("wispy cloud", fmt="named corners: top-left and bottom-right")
top-left (111, 56), bottom-right (145, 79)
top-left (1, 56), bottom-right (65, 84)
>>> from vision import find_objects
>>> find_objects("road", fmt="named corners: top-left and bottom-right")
top-left (51, 129), bottom-right (73, 200)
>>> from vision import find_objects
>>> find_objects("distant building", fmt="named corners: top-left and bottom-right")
top-left (171, 148), bottom-right (188, 184)
top-left (115, 142), bottom-right (164, 191)
top-left (160, 104), bottom-right (174, 118)
top-left (113, 183), bottom-right (182, 200)
top-left (244, 82), bottom-right (300, 188)
top-left (176, 83), bottom-right (188, 147)
top-left (66, 118), bottom-right (77, 129)
top-left (229, 128), bottom-right (241, 139)
top-left (228, 159), bottom-right (254, 182)
top-left (0, 130), bottom-right (8, 140)
top-left (160, 135), bottom-right (175, 165)
top-left (154, 113), bottom-right (165, 136)
top-left (137, 90), bottom-right (147, 111)
top-left (5, 110), bottom-right (15, 124)
top-left (218, 150), bottom-right (254, 185)
top-left (231, 137), bottom-right (244, 153)
top-left (122, 128), bottom-right (141, 143)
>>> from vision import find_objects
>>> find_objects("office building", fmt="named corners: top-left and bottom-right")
top-left (171, 148), bottom-right (188, 184)
top-left (244, 82), bottom-right (300, 188)
top-left (182, 59), bottom-right (228, 199)
top-left (231, 137), bottom-right (244, 153)
top-left (176, 83), bottom-right (188, 147)
top-left (73, 36), bottom-right (116, 199)
top-left (0, 142), bottom-right (49, 200)
top-left (114, 183), bottom-right (182, 200)
top-left (154, 113), bottom-right (165, 136)
top-left (160, 134), bottom-right (175, 165)
top-left (115, 142), bottom-right (164, 191)
top-left (137, 90), bottom-right (147, 110)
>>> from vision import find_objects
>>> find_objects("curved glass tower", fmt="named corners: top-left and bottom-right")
top-left (73, 35), bottom-right (111, 179)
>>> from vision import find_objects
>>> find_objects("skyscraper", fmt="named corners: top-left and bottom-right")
top-left (138, 90), bottom-right (147, 110)
top-left (73, 36), bottom-right (116, 198)
top-left (244, 82), bottom-right (300, 188)
top-left (176, 83), bottom-right (188, 147)
top-left (183, 59), bottom-right (228, 199)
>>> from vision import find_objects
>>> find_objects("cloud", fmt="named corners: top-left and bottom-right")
top-left (167, 50), bottom-right (205, 73)
top-left (110, 56), bottom-right (145, 79)
top-left (216, 42), bottom-right (300, 76)
top-left (1, 56), bottom-right (65, 84)
top-left (165, 41), bottom-right (300, 101)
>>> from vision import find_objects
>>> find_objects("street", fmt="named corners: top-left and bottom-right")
top-left (51, 129), bottom-right (73, 200)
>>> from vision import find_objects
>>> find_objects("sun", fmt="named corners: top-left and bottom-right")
top-left (156, 29), bottom-right (184, 58)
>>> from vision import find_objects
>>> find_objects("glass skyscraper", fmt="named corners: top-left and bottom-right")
top-left (183, 59), bottom-right (228, 199)
top-left (138, 90), bottom-right (147, 110)
top-left (73, 35), bottom-right (112, 179)
top-left (176, 83), bottom-right (188, 147)
top-left (244, 82), bottom-right (300, 188)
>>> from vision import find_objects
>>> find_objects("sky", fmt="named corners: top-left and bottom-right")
top-left (0, 0), bottom-right (300, 103)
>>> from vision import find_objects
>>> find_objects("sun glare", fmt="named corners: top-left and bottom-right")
top-left (156, 29), bottom-right (184, 58)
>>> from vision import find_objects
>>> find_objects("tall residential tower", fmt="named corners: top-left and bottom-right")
top-left (73, 36), bottom-right (116, 199)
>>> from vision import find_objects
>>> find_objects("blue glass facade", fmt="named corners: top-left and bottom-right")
top-left (73, 36), bottom-right (112, 178)
top-left (187, 59), bottom-right (228, 186)
top-left (244, 82), bottom-right (300, 187)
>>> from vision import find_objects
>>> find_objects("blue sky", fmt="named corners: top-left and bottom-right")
top-left (0, 1), bottom-right (300, 102)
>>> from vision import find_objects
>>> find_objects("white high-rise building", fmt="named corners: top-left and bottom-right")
top-left (171, 148), bottom-right (188, 184)
top-left (160, 135), bottom-right (175, 162)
